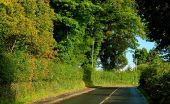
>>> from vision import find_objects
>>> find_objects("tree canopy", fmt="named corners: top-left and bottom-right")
top-left (133, 48), bottom-right (148, 65)
top-left (136, 0), bottom-right (170, 49)
top-left (98, 0), bottom-right (145, 70)
top-left (50, 0), bottom-right (104, 66)
top-left (50, 0), bottom-right (145, 70)
top-left (0, 0), bottom-right (146, 71)
top-left (0, 0), bottom-right (56, 57)
top-left (133, 48), bottom-right (161, 65)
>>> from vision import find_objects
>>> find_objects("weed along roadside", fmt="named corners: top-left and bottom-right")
top-left (31, 69), bottom-right (140, 104)
top-left (92, 70), bottom-right (140, 87)
top-left (0, 60), bottom-right (86, 104)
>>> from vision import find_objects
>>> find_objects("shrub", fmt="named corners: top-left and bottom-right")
top-left (82, 64), bottom-right (94, 87)
top-left (139, 62), bottom-right (170, 104)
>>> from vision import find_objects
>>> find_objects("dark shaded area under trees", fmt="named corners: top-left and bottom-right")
top-left (136, 0), bottom-right (170, 61)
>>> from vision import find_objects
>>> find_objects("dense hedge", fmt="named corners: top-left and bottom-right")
top-left (0, 1), bottom-right (85, 103)
top-left (0, 52), bottom-right (85, 103)
top-left (139, 63), bottom-right (170, 104)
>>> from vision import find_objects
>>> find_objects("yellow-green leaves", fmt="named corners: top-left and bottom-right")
top-left (0, 0), bottom-right (56, 57)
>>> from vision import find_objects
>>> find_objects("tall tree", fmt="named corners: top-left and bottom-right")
top-left (133, 48), bottom-right (148, 65)
top-left (0, 0), bottom-right (56, 86)
top-left (0, 0), bottom-right (55, 57)
top-left (100, 34), bottom-right (129, 69)
top-left (147, 49), bottom-right (161, 64)
top-left (50, 0), bottom-right (104, 66)
top-left (50, 0), bottom-right (145, 70)
top-left (136, 0), bottom-right (170, 49)
top-left (99, 0), bottom-right (145, 70)
top-left (133, 48), bottom-right (161, 65)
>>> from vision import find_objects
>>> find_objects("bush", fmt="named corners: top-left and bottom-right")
top-left (139, 62), bottom-right (170, 104)
top-left (137, 64), bottom-right (148, 71)
top-left (82, 64), bottom-right (94, 87)
top-left (0, 53), bottom-right (15, 84)
top-left (0, 52), bottom-right (85, 103)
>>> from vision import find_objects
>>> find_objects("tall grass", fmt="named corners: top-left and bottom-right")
top-left (0, 52), bottom-right (85, 104)
top-left (0, 52), bottom-right (142, 103)
top-left (92, 70), bottom-right (140, 87)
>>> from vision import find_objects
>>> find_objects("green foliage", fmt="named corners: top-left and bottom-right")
top-left (0, 53), bottom-right (85, 103)
top-left (0, 0), bottom-right (56, 56)
top-left (51, 0), bottom-right (145, 69)
top-left (136, 0), bottom-right (170, 62)
top-left (0, 1), bottom-right (64, 103)
top-left (114, 54), bottom-right (128, 69)
top-left (0, 53), bottom-right (15, 84)
top-left (92, 70), bottom-right (140, 86)
top-left (51, 0), bottom-right (103, 66)
top-left (0, 0), bottom-right (147, 103)
top-left (147, 49), bottom-right (161, 64)
top-left (139, 62), bottom-right (170, 104)
top-left (82, 64), bottom-right (94, 87)
top-left (133, 48), bottom-right (161, 65)
top-left (136, 64), bottom-right (148, 71)
top-left (133, 48), bottom-right (148, 65)
top-left (136, 0), bottom-right (170, 49)
top-left (99, 0), bottom-right (146, 70)
top-left (100, 35), bottom-right (129, 70)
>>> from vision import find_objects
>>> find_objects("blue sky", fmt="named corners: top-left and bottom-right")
top-left (126, 37), bottom-right (155, 68)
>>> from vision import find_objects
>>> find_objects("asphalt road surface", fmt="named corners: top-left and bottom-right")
top-left (57, 87), bottom-right (148, 104)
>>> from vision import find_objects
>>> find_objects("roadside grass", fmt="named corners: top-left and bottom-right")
top-left (0, 53), bottom-right (142, 103)
top-left (0, 53), bottom-right (85, 104)
top-left (0, 79), bottom-right (85, 104)
top-left (0, 73), bottom-right (85, 104)
top-left (10, 81), bottom-right (85, 103)
top-left (92, 70), bottom-right (140, 87)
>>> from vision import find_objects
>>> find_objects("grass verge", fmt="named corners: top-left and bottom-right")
top-left (92, 70), bottom-right (140, 87)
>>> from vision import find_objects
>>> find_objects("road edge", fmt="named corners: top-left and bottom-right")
top-left (32, 88), bottom-right (95, 104)
top-left (136, 87), bottom-right (149, 104)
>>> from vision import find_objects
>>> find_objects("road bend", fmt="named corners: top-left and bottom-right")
top-left (57, 87), bottom-right (148, 104)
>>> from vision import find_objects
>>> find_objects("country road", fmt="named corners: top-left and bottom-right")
top-left (57, 87), bottom-right (148, 104)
